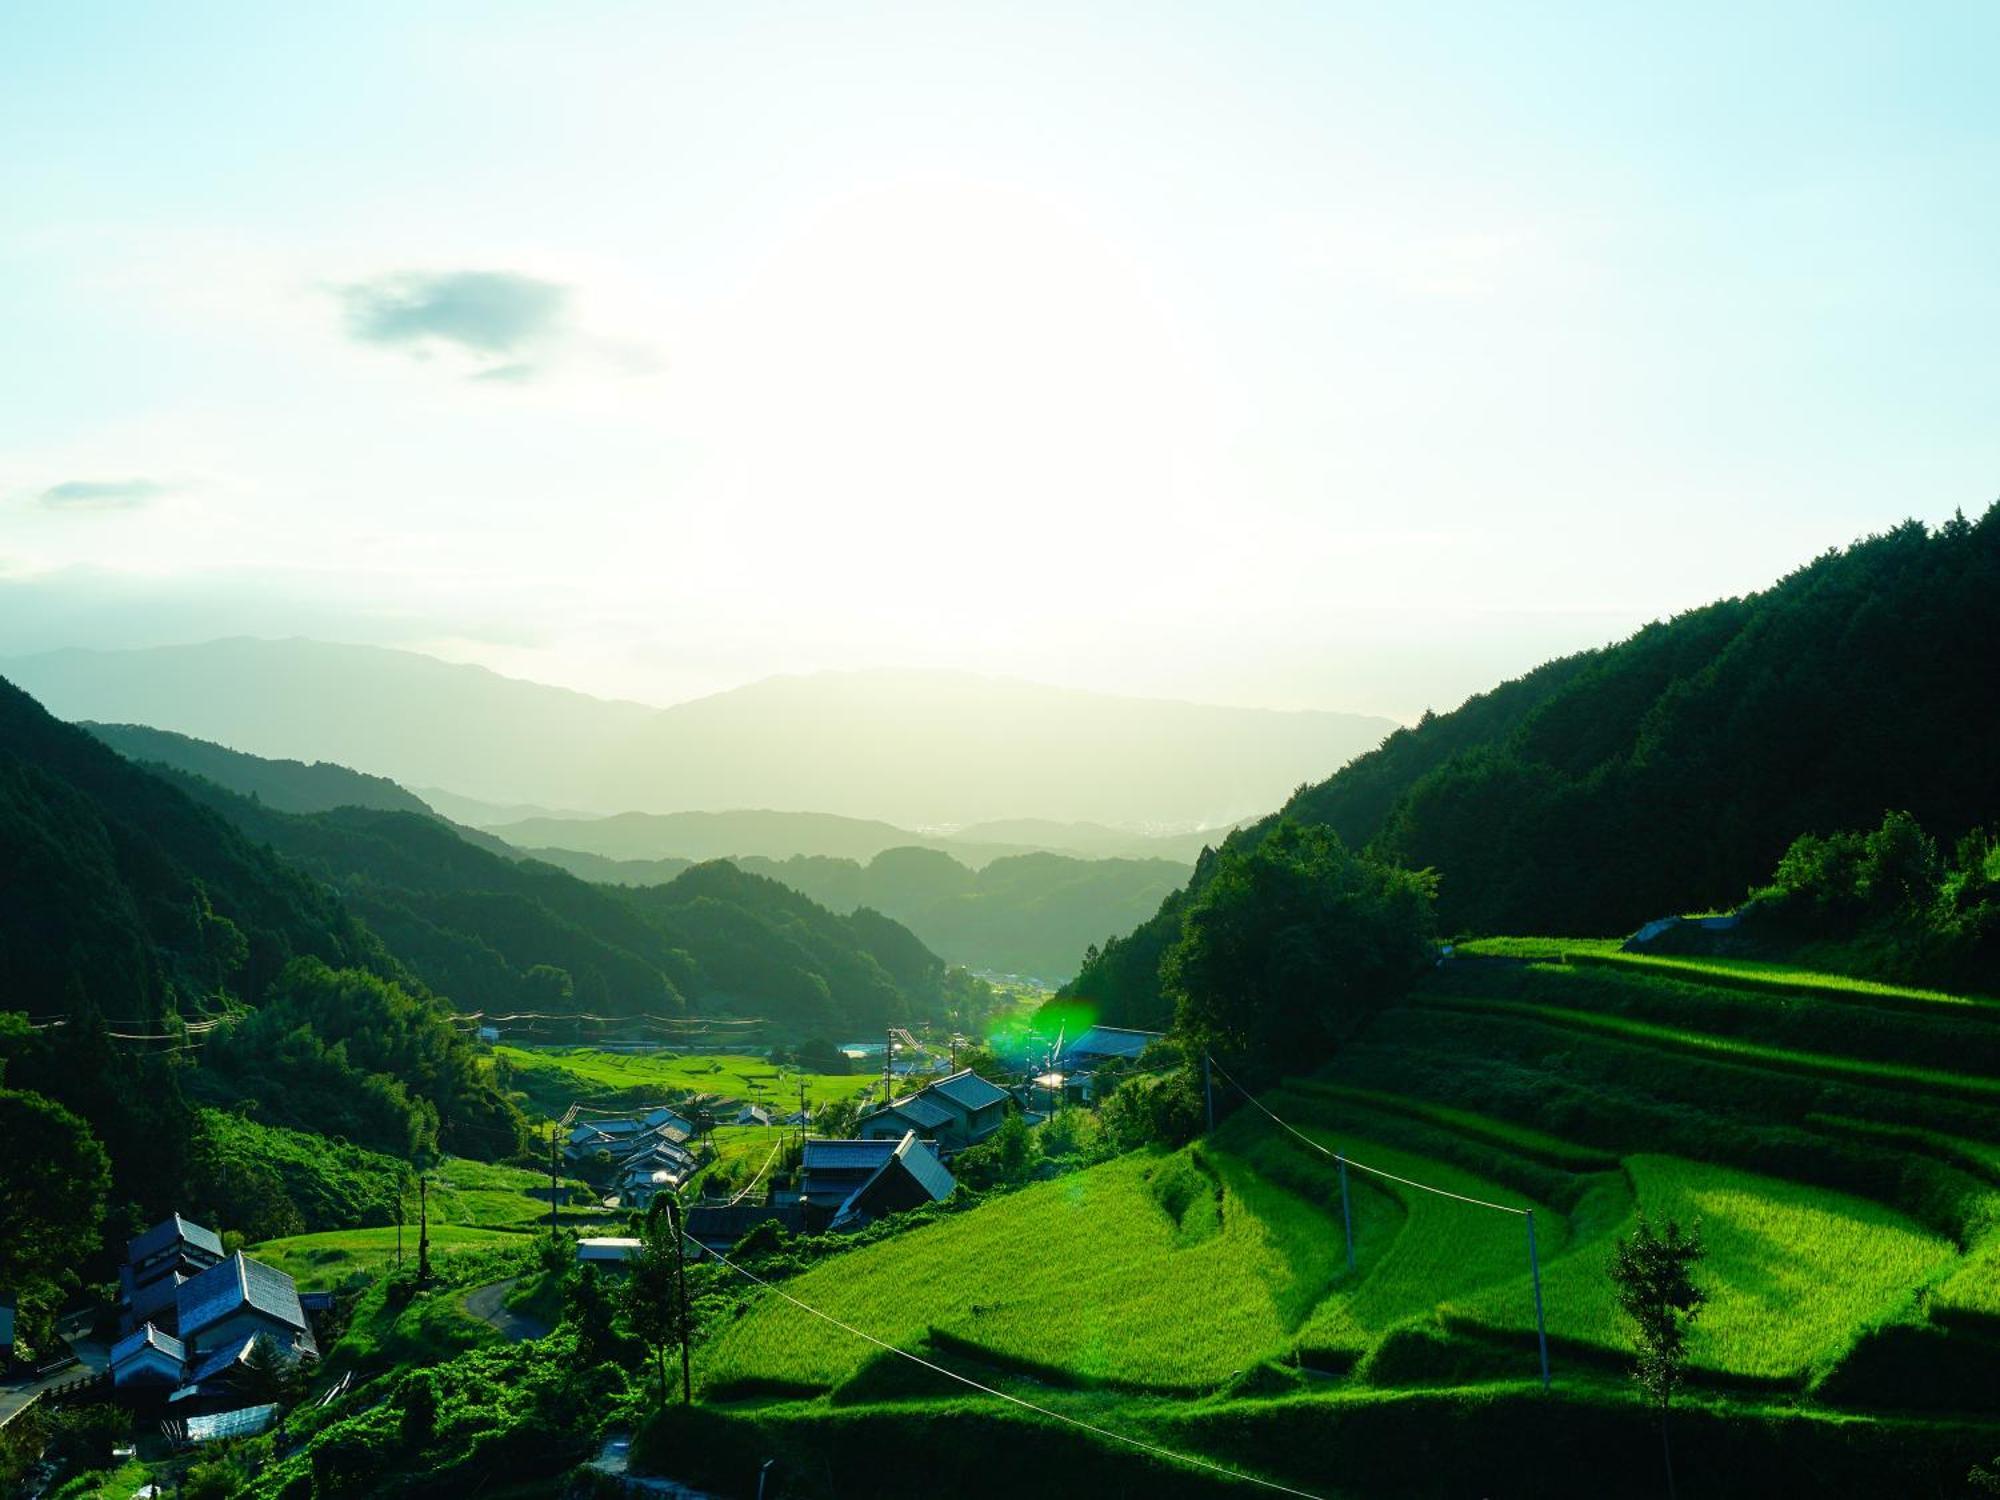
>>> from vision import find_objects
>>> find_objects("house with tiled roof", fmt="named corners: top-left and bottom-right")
top-left (799, 1133), bottom-right (950, 1217)
top-left (1058, 1025), bottom-right (1163, 1069)
top-left (119, 1214), bottom-right (226, 1335)
top-left (110, 1323), bottom-right (187, 1390)
top-left (830, 1131), bottom-right (956, 1229)
top-left (176, 1253), bottom-right (315, 1361)
top-left (858, 1068), bottom-right (1010, 1152)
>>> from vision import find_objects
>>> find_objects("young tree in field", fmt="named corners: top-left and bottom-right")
top-left (1609, 1216), bottom-right (1707, 1500)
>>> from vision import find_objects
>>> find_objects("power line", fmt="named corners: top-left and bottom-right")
top-left (1206, 1058), bottom-right (1524, 1215)
top-left (691, 1239), bottom-right (1333, 1500)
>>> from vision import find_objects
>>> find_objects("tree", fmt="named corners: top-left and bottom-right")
top-left (238, 1332), bottom-right (305, 1407)
top-left (0, 1084), bottom-right (112, 1355)
top-left (563, 1263), bottom-right (619, 1369)
top-left (626, 1200), bottom-right (689, 1402)
top-left (1165, 821), bottom-right (1436, 1077)
top-left (1609, 1216), bottom-right (1707, 1499)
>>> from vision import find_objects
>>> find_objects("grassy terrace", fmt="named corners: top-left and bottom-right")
top-left (495, 1044), bottom-right (876, 1120)
top-left (696, 940), bottom-right (2000, 1446)
top-left (1412, 990), bottom-right (2000, 1102)
top-left (1457, 937), bottom-right (2000, 1015)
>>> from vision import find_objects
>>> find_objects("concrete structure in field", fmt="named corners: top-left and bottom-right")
top-left (575, 1237), bottom-right (643, 1268)
top-left (857, 1068), bottom-right (1009, 1152)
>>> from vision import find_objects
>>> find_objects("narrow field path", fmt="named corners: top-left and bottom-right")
top-left (462, 1277), bottom-right (553, 1342)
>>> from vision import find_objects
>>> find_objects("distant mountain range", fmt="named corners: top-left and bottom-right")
top-left (482, 808), bottom-right (1231, 867)
top-left (79, 718), bottom-right (1196, 981)
top-left (2, 639), bottom-right (1394, 828)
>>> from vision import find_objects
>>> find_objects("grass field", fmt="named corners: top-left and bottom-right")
top-left (495, 1045), bottom-right (877, 1120)
top-left (1415, 990), bottom-right (2000, 1102)
top-left (694, 941), bottom-right (2000, 1432)
top-left (702, 1145), bottom-right (1360, 1394)
top-left (249, 1223), bottom-right (529, 1289)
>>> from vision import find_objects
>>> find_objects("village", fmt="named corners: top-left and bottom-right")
top-left (0, 1022), bottom-right (1165, 1475)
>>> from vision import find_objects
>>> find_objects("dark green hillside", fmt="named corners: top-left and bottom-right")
top-left (1069, 509), bottom-right (2000, 1025)
top-left (83, 719), bottom-right (436, 816)
top-left (0, 677), bottom-right (523, 1344)
top-left (0, 677), bottom-right (380, 1023)
top-left (153, 769), bottom-right (952, 1033)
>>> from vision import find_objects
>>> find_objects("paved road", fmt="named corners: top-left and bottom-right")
top-left (461, 1278), bottom-right (552, 1343)
top-left (588, 1434), bottom-right (730, 1497)
top-left (0, 1320), bottom-right (112, 1429)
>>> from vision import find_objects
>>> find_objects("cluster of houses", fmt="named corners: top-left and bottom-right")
top-left (564, 1105), bottom-right (708, 1209)
top-left (107, 1214), bottom-right (318, 1420)
top-left (573, 1030), bottom-right (1166, 1263)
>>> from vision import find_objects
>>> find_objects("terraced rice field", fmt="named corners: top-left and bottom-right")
top-left (702, 1146), bottom-right (1356, 1393)
top-left (697, 949), bottom-right (2000, 1421)
top-left (496, 1045), bottom-right (876, 1119)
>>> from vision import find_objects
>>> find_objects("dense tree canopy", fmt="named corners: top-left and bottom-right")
top-left (1069, 508), bottom-right (2000, 1021)
top-left (1164, 822), bottom-right (1437, 1078)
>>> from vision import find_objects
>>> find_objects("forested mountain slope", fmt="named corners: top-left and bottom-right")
top-left (1069, 509), bottom-right (2000, 1027)
top-left (0, 676), bottom-right (522, 1272)
top-left (84, 719), bottom-right (437, 816)
top-left (155, 772), bottom-right (952, 1035)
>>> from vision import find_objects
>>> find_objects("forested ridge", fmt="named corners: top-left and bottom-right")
top-left (157, 773), bottom-right (952, 1034)
top-left (1068, 508), bottom-right (2000, 1027)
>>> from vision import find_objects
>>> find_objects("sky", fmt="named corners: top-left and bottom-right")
top-left (1, 1), bottom-right (1994, 720)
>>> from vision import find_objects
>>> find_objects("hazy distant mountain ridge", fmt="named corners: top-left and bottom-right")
top-left (1, 641), bottom-right (1395, 828)
top-left (84, 720), bottom-right (436, 817)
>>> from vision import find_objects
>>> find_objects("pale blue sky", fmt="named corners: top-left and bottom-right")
top-left (2, 2), bottom-right (1994, 717)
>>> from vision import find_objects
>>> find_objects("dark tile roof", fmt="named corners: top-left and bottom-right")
top-left (869, 1095), bottom-right (954, 1130)
top-left (127, 1213), bottom-right (224, 1266)
top-left (924, 1069), bottom-right (1010, 1113)
top-left (177, 1254), bottom-right (307, 1341)
top-left (179, 1336), bottom-right (256, 1388)
top-left (111, 1323), bottom-right (186, 1367)
top-left (802, 1138), bottom-right (903, 1171)
top-left (132, 1270), bottom-right (188, 1323)
top-left (1062, 1026), bottom-right (1162, 1061)
top-left (836, 1131), bottom-right (957, 1224)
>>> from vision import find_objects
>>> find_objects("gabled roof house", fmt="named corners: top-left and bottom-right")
top-left (858, 1068), bottom-right (1010, 1152)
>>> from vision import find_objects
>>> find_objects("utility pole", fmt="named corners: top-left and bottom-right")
top-left (882, 1028), bottom-right (894, 1101)
top-left (396, 1190), bottom-right (404, 1269)
top-left (664, 1195), bottom-right (693, 1405)
top-left (1526, 1210), bottom-right (1551, 1391)
top-left (1337, 1155), bottom-right (1354, 1272)
top-left (417, 1173), bottom-right (431, 1285)
top-left (1203, 1053), bottom-right (1215, 1135)
top-left (549, 1126), bottom-right (560, 1233)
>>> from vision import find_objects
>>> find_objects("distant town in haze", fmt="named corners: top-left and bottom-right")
top-left (2, 4), bottom-right (1997, 1499)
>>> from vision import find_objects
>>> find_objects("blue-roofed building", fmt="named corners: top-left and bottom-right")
top-left (120, 1213), bottom-right (226, 1335)
top-left (110, 1323), bottom-right (187, 1390)
top-left (799, 1135), bottom-right (946, 1215)
top-left (1058, 1025), bottom-right (1163, 1069)
top-left (831, 1131), bottom-right (957, 1229)
top-left (176, 1254), bottom-right (315, 1361)
top-left (858, 1068), bottom-right (1010, 1152)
